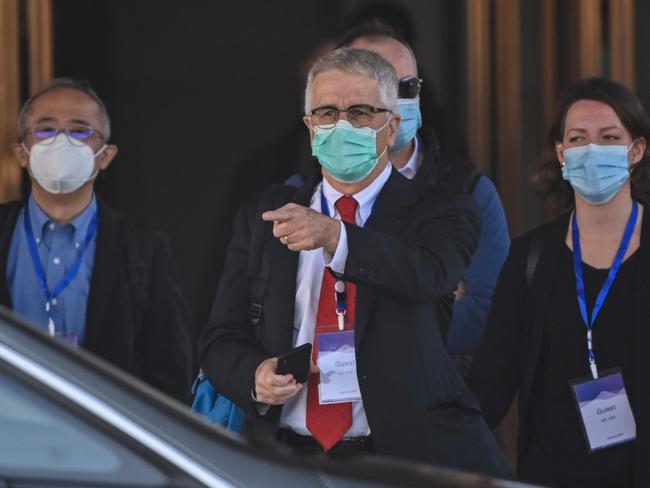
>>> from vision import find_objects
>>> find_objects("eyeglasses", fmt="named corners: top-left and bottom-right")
top-left (310, 104), bottom-right (392, 129)
top-left (25, 123), bottom-right (102, 147)
top-left (398, 76), bottom-right (422, 99)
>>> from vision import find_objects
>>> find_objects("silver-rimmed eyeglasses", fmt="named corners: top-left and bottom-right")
top-left (25, 123), bottom-right (103, 147)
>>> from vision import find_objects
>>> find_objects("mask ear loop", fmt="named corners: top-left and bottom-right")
top-left (376, 145), bottom-right (388, 161)
top-left (86, 144), bottom-right (108, 182)
top-left (20, 142), bottom-right (38, 181)
top-left (627, 139), bottom-right (641, 166)
top-left (377, 114), bottom-right (394, 159)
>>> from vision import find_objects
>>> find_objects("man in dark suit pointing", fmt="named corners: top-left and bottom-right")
top-left (200, 48), bottom-right (512, 478)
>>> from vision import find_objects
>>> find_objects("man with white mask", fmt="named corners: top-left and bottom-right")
top-left (0, 78), bottom-right (191, 402)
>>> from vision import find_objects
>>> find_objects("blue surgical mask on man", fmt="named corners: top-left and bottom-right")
top-left (311, 118), bottom-right (390, 183)
top-left (391, 98), bottom-right (422, 152)
top-left (561, 142), bottom-right (634, 205)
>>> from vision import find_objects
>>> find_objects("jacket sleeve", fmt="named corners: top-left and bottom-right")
top-left (199, 203), bottom-right (271, 414)
top-left (447, 176), bottom-right (510, 354)
top-left (465, 234), bottom-right (529, 429)
top-left (343, 194), bottom-right (481, 301)
top-left (141, 233), bottom-right (192, 404)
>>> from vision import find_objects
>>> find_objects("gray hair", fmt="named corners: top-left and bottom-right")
top-left (16, 77), bottom-right (111, 140)
top-left (304, 47), bottom-right (398, 115)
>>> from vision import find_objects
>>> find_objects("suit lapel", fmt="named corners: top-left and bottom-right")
top-left (519, 215), bottom-right (569, 440)
top-left (354, 170), bottom-right (418, 345)
top-left (0, 201), bottom-right (24, 307)
top-left (83, 199), bottom-right (126, 351)
top-left (266, 184), bottom-right (313, 351)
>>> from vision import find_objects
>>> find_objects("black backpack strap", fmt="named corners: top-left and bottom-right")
top-left (466, 169), bottom-right (482, 195)
top-left (247, 185), bottom-right (298, 327)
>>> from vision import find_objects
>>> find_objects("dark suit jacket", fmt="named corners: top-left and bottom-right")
top-left (466, 208), bottom-right (650, 487)
top-left (0, 197), bottom-right (192, 403)
top-left (200, 169), bottom-right (514, 479)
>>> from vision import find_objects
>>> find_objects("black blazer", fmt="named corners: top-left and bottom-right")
top-left (200, 169), bottom-right (514, 479)
top-left (467, 207), bottom-right (650, 487)
top-left (0, 198), bottom-right (192, 403)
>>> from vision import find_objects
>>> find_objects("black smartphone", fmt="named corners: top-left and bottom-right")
top-left (276, 343), bottom-right (312, 384)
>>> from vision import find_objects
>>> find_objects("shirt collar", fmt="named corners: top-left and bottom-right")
top-left (27, 195), bottom-right (51, 242)
top-left (396, 135), bottom-right (420, 180)
top-left (27, 194), bottom-right (97, 244)
top-left (320, 161), bottom-right (392, 226)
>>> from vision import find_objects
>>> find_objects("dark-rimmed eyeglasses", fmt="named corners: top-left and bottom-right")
top-left (25, 123), bottom-right (103, 147)
top-left (310, 104), bottom-right (392, 129)
top-left (398, 76), bottom-right (422, 99)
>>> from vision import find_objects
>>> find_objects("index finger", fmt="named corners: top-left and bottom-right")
top-left (262, 203), bottom-right (299, 222)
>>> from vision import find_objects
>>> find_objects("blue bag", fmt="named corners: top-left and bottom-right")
top-left (191, 370), bottom-right (244, 432)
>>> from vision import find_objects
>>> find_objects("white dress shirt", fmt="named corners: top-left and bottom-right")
top-left (279, 162), bottom-right (392, 437)
top-left (395, 135), bottom-right (420, 180)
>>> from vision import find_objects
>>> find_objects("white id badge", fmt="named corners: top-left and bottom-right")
top-left (316, 330), bottom-right (361, 404)
top-left (570, 368), bottom-right (636, 452)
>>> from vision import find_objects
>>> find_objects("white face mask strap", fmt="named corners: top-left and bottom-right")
top-left (378, 113), bottom-right (393, 132)
top-left (627, 139), bottom-right (637, 152)
top-left (85, 144), bottom-right (108, 183)
top-left (376, 114), bottom-right (394, 160)
top-left (376, 145), bottom-right (388, 161)
top-left (94, 144), bottom-right (107, 157)
top-left (21, 142), bottom-right (36, 180)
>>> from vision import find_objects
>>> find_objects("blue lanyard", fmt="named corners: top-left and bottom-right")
top-left (571, 201), bottom-right (638, 379)
top-left (23, 202), bottom-right (98, 335)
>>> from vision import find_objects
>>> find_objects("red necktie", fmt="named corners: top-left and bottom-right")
top-left (306, 195), bottom-right (358, 450)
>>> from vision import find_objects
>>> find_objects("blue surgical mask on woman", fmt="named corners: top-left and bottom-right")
top-left (391, 98), bottom-right (422, 152)
top-left (561, 142), bottom-right (634, 205)
top-left (311, 118), bottom-right (390, 183)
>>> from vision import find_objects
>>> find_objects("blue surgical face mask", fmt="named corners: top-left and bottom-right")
top-left (391, 98), bottom-right (422, 152)
top-left (311, 118), bottom-right (390, 183)
top-left (561, 142), bottom-right (634, 205)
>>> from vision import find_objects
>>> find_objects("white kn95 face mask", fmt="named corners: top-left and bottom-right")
top-left (23, 134), bottom-right (105, 194)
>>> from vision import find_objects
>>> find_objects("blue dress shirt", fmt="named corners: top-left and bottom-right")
top-left (7, 195), bottom-right (98, 342)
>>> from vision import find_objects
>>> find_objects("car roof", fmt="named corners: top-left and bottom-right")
top-left (0, 305), bottom-right (527, 488)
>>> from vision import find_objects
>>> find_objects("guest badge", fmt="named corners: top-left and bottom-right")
top-left (570, 368), bottom-right (636, 452)
top-left (316, 330), bottom-right (361, 404)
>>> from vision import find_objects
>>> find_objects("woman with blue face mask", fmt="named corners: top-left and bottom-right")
top-left (466, 78), bottom-right (650, 488)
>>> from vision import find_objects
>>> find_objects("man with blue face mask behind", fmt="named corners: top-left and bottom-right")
top-left (0, 78), bottom-right (191, 403)
top-left (201, 48), bottom-right (513, 478)
top-left (340, 21), bottom-right (510, 377)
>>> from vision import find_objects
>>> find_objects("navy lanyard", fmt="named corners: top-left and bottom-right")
top-left (23, 202), bottom-right (98, 335)
top-left (320, 189), bottom-right (365, 331)
top-left (571, 200), bottom-right (638, 379)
